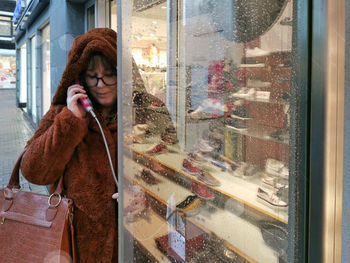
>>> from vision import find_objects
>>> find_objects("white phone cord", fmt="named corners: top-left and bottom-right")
top-left (89, 109), bottom-right (118, 188)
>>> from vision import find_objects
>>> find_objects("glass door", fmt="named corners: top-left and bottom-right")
top-left (118, 0), bottom-right (309, 262)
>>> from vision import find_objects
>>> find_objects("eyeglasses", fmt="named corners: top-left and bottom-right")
top-left (85, 73), bottom-right (117, 87)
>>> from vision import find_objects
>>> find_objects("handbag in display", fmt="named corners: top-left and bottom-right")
top-left (0, 150), bottom-right (76, 262)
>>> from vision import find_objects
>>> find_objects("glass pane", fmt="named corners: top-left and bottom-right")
top-left (120, 0), bottom-right (293, 262)
top-left (87, 5), bottom-right (95, 31)
top-left (0, 54), bottom-right (15, 89)
top-left (20, 44), bottom-right (27, 106)
top-left (110, 0), bottom-right (117, 31)
top-left (31, 36), bottom-right (36, 122)
top-left (42, 24), bottom-right (50, 115)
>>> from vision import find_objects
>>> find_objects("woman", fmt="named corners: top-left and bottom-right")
top-left (20, 28), bottom-right (166, 262)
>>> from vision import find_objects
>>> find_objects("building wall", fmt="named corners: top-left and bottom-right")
top-left (15, 0), bottom-right (86, 122)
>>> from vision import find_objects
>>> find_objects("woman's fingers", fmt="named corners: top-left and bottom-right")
top-left (112, 193), bottom-right (119, 201)
top-left (67, 85), bottom-right (86, 98)
top-left (71, 93), bottom-right (87, 104)
top-left (67, 84), bottom-right (88, 118)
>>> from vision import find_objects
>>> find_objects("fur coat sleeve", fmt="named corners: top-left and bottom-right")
top-left (21, 106), bottom-right (89, 185)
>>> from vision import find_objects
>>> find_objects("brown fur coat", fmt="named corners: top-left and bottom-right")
top-left (20, 28), bottom-right (167, 262)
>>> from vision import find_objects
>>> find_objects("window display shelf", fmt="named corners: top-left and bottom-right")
top-left (228, 96), bottom-right (289, 106)
top-left (122, 160), bottom-right (279, 263)
top-left (225, 123), bottom-right (289, 145)
top-left (125, 137), bottom-right (288, 224)
top-left (239, 63), bottom-right (266, 68)
top-left (123, 189), bottom-right (172, 263)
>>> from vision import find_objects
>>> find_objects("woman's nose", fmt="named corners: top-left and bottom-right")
top-left (96, 78), bottom-right (105, 88)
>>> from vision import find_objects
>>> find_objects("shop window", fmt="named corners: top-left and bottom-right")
top-left (41, 24), bottom-right (50, 115)
top-left (0, 52), bottom-right (16, 89)
top-left (110, 0), bottom-right (116, 31)
top-left (86, 4), bottom-right (95, 31)
top-left (120, 0), bottom-right (296, 262)
top-left (19, 44), bottom-right (27, 109)
top-left (30, 36), bottom-right (37, 123)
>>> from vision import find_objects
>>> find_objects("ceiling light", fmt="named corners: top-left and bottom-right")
top-left (161, 6), bottom-right (166, 9)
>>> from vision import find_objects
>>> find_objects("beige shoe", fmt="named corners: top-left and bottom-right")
top-left (133, 124), bottom-right (149, 144)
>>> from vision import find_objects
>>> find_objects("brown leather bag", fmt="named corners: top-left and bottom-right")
top-left (0, 150), bottom-right (76, 263)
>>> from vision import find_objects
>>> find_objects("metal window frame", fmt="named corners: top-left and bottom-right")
top-left (308, 0), bottom-right (345, 261)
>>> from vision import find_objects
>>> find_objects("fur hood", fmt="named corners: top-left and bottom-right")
top-left (51, 27), bottom-right (146, 106)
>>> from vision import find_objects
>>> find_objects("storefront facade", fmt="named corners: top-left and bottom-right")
top-left (13, 0), bottom-right (350, 262)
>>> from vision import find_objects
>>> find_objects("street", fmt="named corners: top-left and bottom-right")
top-left (0, 88), bottom-right (47, 194)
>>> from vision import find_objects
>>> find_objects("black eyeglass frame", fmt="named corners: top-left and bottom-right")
top-left (85, 74), bottom-right (118, 87)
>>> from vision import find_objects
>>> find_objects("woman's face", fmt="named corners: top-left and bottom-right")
top-left (85, 62), bottom-right (117, 110)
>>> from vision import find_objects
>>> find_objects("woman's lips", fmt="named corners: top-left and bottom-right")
top-left (97, 92), bottom-right (109, 97)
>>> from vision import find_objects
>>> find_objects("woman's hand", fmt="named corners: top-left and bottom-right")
top-left (67, 84), bottom-right (88, 119)
top-left (112, 193), bottom-right (119, 202)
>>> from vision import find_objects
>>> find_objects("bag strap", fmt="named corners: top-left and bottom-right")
top-left (7, 149), bottom-right (63, 195)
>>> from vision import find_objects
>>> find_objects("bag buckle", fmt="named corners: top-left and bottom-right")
top-left (48, 193), bottom-right (62, 207)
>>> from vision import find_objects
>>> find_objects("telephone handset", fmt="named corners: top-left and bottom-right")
top-left (75, 77), bottom-right (93, 113)
top-left (75, 77), bottom-right (118, 187)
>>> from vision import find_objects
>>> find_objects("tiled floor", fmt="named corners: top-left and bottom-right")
top-left (0, 89), bottom-right (47, 194)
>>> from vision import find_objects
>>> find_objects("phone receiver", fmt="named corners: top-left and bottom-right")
top-left (76, 77), bottom-right (93, 112)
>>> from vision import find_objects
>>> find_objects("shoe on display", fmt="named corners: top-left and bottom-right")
top-left (197, 170), bottom-right (221, 187)
top-left (259, 220), bottom-right (288, 253)
top-left (137, 167), bottom-right (159, 185)
top-left (176, 195), bottom-right (202, 216)
top-left (246, 47), bottom-right (271, 57)
top-left (225, 118), bottom-right (248, 131)
top-left (280, 166), bottom-right (289, 180)
top-left (257, 187), bottom-right (288, 208)
top-left (145, 143), bottom-right (167, 155)
top-left (230, 106), bottom-right (253, 120)
top-left (230, 87), bottom-right (248, 97)
top-left (265, 158), bottom-right (285, 174)
top-left (182, 158), bottom-right (201, 175)
top-left (191, 182), bottom-right (215, 200)
top-left (133, 124), bottom-right (149, 144)
top-left (231, 87), bottom-right (256, 99)
top-left (193, 138), bottom-right (214, 153)
top-left (265, 158), bottom-right (289, 179)
top-left (262, 174), bottom-right (288, 191)
top-left (189, 106), bottom-right (214, 120)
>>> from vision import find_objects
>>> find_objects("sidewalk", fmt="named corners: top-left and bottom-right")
top-left (0, 89), bottom-right (47, 194)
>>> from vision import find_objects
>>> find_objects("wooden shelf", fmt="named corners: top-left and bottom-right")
top-left (122, 161), bottom-right (279, 263)
top-left (124, 137), bottom-right (288, 224)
